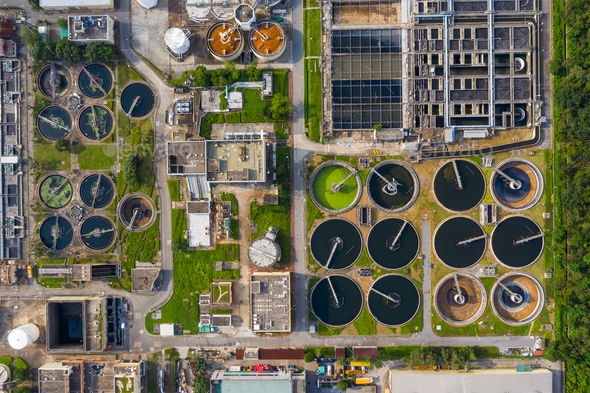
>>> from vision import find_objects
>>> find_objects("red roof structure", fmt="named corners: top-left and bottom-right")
top-left (259, 349), bottom-right (305, 360)
top-left (0, 23), bottom-right (13, 37)
top-left (335, 347), bottom-right (346, 359)
top-left (352, 347), bottom-right (378, 358)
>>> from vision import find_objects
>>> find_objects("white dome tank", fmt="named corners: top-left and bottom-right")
top-left (165, 28), bottom-right (190, 55)
top-left (8, 323), bottom-right (40, 349)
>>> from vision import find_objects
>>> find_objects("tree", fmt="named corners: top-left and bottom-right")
top-left (194, 357), bottom-right (207, 375)
top-left (86, 42), bottom-right (115, 62)
top-left (27, 0), bottom-right (41, 11)
top-left (194, 65), bottom-right (211, 87)
top-left (304, 352), bottom-right (315, 363)
top-left (269, 93), bottom-right (292, 119)
top-left (171, 238), bottom-right (183, 252)
top-left (122, 152), bottom-right (142, 187)
top-left (29, 41), bottom-right (56, 63)
top-left (373, 124), bottom-right (383, 131)
top-left (55, 17), bottom-right (68, 29)
top-left (336, 358), bottom-right (346, 366)
top-left (193, 375), bottom-right (208, 393)
top-left (13, 368), bottom-right (29, 383)
top-left (20, 26), bottom-right (40, 46)
top-left (336, 379), bottom-right (348, 391)
top-left (55, 139), bottom-right (70, 152)
top-left (246, 61), bottom-right (261, 82)
top-left (56, 38), bottom-right (83, 62)
top-left (14, 387), bottom-right (31, 393)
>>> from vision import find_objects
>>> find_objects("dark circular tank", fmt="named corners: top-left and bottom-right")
top-left (433, 159), bottom-right (486, 212)
top-left (119, 193), bottom-right (156, 231)
top-left (310, 218), bottom-right (363, 270)
top-left (78, 105), bottom-right (114, 141)
top-left (490, 159), bottom-right (543, 211)
top-left (367, 160), bottom-right (419, 213)
top-left (37, 63), bottom-right (70, 100)
top-left (79, 174), bottom-right (115, 209)
top-left (491, 216), bottom-right (544, 268)
top-left (434, 273), bottom-right (487, 326)
top-left (491, 273), bottom-right (544, 326)
top-left (38, 174), bottom-right (73, 209)
top-left (433, 216), bottom-right (487, 269)
top-left (367, 274), bottom-right (421, 327)
top-left (120, 82), bottom-right (155, 118)
top-left (77, 63), bottom-right (113, 98)
top-left (39, 215), bottom-right (74, 252)
top-left (367, 218), bottom-right (420, 270)
top-left (79, 215), bottom-right (116, 251)
top-left (37, 105), bottom-right (72, 141)
top-left (310, 275), bottom-right (364, 327)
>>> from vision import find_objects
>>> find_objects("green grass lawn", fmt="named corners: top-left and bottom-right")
top-left (145, 244), bottom-right (239, 334)
top-left (306, 191), bottom-right (323, 229)
top-left (121, 215), bottom-right (160, 263)
top-left (355, 249), bottom-right (373, 266)
top-left (400, 302), bottom-right (423, 334)
top-left (168, 179), bottom-right (180, 202)
top-left (305, 59), bottom-right (322, 142)
top-left (312, 165), bottom-right (358, 210)
top-left (318, 323), bottom-right (344, 336)
top-left (304, 9), bottom-right (322, 57)
top-left (74, 144), bottom-right (116, 170)
top-left (34, 144), bottom-right (71, 171)
top-left (359, 169), bottom-right (371, 186)
top-left (354, 308), bottom-right (376, 335)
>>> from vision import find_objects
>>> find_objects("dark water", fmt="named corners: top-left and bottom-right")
top-left (493, 166), bottom-right (531, 204)
top-left (367, 163), bottom-right (415, 211)
top-left (368, 274), bottom-right (420, 326)
top-left (78, 64), bottom-right (113, 98)
top-left (51, 302), bottom-right (83, 348)
top-left (491, 216), bottom-right (543, 268)
top-left (367, 218), bottom-right (419, 269)
top-left (311, 275), bottom-right (363, 327)
top-left (80, 174), bottom-right (114, 209)
top-left (120, 82), bottom-right (155, 118)
top-left (500, 283), bottom-right (528, 308)
top-left (39, 216), bottom-right (74, 251)
top-left (434, 217), bottom-right (486, 268)
top-left (37, 106), bottom-right (71, 140)
top-left (445, 285), bottom-right (470, 307)
top-left (79, 105), bottom-right (114, 140)
top-left (434, 160), bottom-right (486, 211)
top-left (80, 216), bottom-right (115, 251)
top-left (310, 219), bottom-right (362, 269)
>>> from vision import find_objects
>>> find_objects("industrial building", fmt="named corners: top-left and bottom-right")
top-left (322, 0), bottom-right (540, 147)
top-left (68, 15), bottom-right (115, 45)
top-left (38, 262), bottom-right (120, 281)
top-left (389, 368), bottom-right (552, 393)
top-left (38, 359), bottom-right (145, 393)
top-left (248, 226), bottom-right (281, 268)
top-left (0, 60), bottom-right (24, 261)
top-left (250, 272), bottom-right (291, 333)
top-left (40, 0), bottom-right (114, 11)
top-left (187, 201), bottom-right (212, 247)
top-left (210, 369), bottom-right (305, 393)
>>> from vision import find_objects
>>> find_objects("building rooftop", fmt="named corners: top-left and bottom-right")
top-left (41, 0), bottom-right (111, 6)
top-left (168, 141), bottom-right (207, 175)
top-left (210, 370), bottom-right (296, 393)
top-left (68, 16), bottom-right (111, 41)
top-left (250, 273), bottom-right (291, 333)
top-left (389, 368), bottom-right (552, 393)
top-left (131, 268), bottom-right (161, 292)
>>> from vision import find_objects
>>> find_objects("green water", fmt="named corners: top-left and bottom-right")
top-left (312, 165), bottom-right (359, 211)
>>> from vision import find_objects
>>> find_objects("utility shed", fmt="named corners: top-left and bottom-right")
top-left (389, 368), bottom-right (553, 393)
top-left (463, 129), bottom-right (488, 139)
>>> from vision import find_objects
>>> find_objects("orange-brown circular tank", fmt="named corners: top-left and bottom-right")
top-left (250, 21), bottom-right (286, 60)
top-left (207, 22), bottom-right (244, 61)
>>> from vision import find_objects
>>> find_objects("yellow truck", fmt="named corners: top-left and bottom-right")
top-left (355, 378), bottom-right (374, 385)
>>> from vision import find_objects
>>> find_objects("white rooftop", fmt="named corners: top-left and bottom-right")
top-left (137, 0), bottom-right (158, 8)
top-left (159, 323), bottom-right (175, 336)
top-left (165, 28), bottom-right (190, 54)
top-left (188, 212), bottom-right (211, 247)
top-left (40, 0), bottom-right (111, 6)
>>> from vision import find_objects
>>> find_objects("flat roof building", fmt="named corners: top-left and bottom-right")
top-left (68, 15), bottom-right (114, 45)
top-left (40, 0), bottom-right (114, 10)
top-left (187, 201), bottom-right (212, 247)
top-left (250, 272), bottom-right (291, 333)
top-left (389, 368), bottom-right (552, 393)
top-left (210, 370), bottom-right (304, 393)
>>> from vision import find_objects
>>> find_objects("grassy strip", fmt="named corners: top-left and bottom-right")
top-left (74, 144), bottom-right (116, 170)
top-left (304, 59), bottom-right (322, 142)
top-left (167, 179), bottom-right (180, 202)
top-left (353, 308), bottom-right (376, 335)
top-left (355, 248), bottom-right (372, 267)
top-left (304, 9), bottom-right (322, 57)
top-left (306, 190), bottom-right (323, 229)
top-left (33, 144), bottom-right (71, 171)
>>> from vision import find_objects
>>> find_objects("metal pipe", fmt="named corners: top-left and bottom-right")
top-left (498, 281), bottom-right (523, 304)
top-left (390, 220), bottom-right (408, 249)
top-left (493, 167), bottom-right (522, 190)
top-left (370, 287), bottom-right (399, 304)
top-left (452, 160), bottom-right (463, 190)
top-left (452, 274), bottom-right (466, 304)
top-left (325, 241), bottom-right (339, 269)
top-left (515, 233), bottom-right (544, 245)
top-left (326, 276), bottom-right (340, 307)
top-left (457, 234), bottom-right (486, 246)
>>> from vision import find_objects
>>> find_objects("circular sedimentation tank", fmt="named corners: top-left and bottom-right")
top-left (37, 105), bottom-right (72, 141)
top-left (367, 218), bottom-right (420, 270)
top-left (433, 159), bottom-right (486, 212)
top-left (39, 215), bottom-right (74, 252)
top-left (491, 272), bottom-right (544, 326)
top-left (38, 174), bottom-right (73, 210)
top-left (367, 274), bottom-right (421, 327)
top-left (207, 22), bottom-right (244, 61)
top-left (433, 216), bottom-right (487, 269)
top-left (118, 193), bottom-right (156, 231)
top-left (250, 21), bottom-right (287, 61)
top-left (36, 63), bottom-right (71, 100)
top-left (79, 173), bottom-right (115, 209)
top-left (310, 161), bottom-right (362, 213)
top-left (248, 236), bottom-right (281, 268)
top-left (78, 105), bottom-right (114, 141)
top-left (434, 273), bottom-right (487, 326)
top-left (79, 215), bottom-right (116, 251)
top-left (491, 215), bottom-right (544, 268)
top-left (367, 160), bottom-right (419, 213)
top-left (310, 218), bottom-right (362, 270)
top-left (120, 82), bottom-right (156, 119)
top-left (310, 275), bottom-right (364, 327)
top-left (490, 158), bottom-right (544, 212)
top-left (77, 63), bottom-right (113, 99)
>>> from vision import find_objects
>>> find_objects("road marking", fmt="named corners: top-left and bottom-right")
top-left (139, 329), bottom-right (144, 334)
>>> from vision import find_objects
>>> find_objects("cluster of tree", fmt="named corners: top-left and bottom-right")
top-left (406, 347), bottom-right (475, 370)
top-left (55, 139), bottom-right (70, 152)
top-left (23, 26), bottom-right (116, 64)
top-left (548, 0), bottom-right (590, 390)
top-left (192, 358), bottom-right (208, 393)
top-left (122, 152), bottom-right (143, 187)
top-left (336, 379), bottom-right (349, 391)
top-left (193, 61), bottom-right (262, 87)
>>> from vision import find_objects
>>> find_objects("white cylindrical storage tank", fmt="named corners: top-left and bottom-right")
top-left (250, 21), bottom-right (287, 61)
top-left (207, 22), bottom-right (244, 62)
top-left (165, 28), bottom-right (190, 55)
top-left (8, 323), bottom-right (40, 349)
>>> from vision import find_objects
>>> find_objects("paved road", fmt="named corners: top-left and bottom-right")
top-left (421, 221), bottom-right (435, 341)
